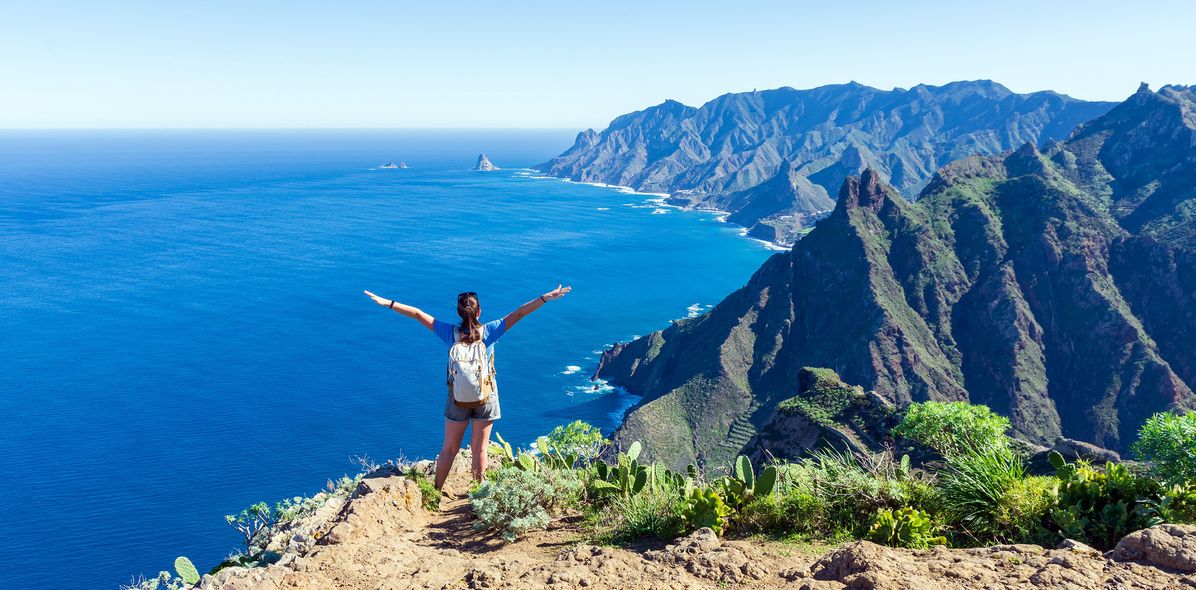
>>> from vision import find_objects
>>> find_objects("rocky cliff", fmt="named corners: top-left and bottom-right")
top-left (537, 81), bottom-right (1115, 244)
top-left (596, 85), bottom-right (1196, 470)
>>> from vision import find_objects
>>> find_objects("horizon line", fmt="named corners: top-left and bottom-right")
top-left (0, 126), bottom-right (590, 131)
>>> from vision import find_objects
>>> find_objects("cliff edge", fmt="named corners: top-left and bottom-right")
top-left (197, 458), bottom-right (1196, 590)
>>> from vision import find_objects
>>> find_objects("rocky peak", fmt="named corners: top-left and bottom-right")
top-left (576, 129), bottom-right (598, 146)
top-left (1062, 83), bottom-right (1196, 246)
top-left (1004, 142), bottom-right (1049, 178)
top-left (834, 168), bottom-right (893, 215)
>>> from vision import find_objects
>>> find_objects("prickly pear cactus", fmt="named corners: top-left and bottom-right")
top-left (754, 465), bottom-right (777, 496)
top-left (494, 432), bottom-right (516, 462)
top-left (626, 440), bottom-right (642, 463)
top-left (632, 468), bottom-right (647, 494)
top-left (1047, 450), bottom-right (1066, 470)
top-left (735, 455), bottom-right (755, 489)
top-left (516, 452), bottom-right (539, 472)
top-left (174, 556), bottom-right (200, 585)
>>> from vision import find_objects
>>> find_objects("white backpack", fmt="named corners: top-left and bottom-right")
top-left (447, 335), bottom-right (495, 408)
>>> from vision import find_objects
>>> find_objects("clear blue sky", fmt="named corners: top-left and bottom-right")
top-left (2, 0), bottom-right (1192, 129)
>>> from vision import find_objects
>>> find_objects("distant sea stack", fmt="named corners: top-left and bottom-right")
top-left (474, 153), bottom-right (498, 171)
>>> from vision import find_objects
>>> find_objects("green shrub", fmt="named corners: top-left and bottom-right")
top-left (940, 448), bottom-right (1028, 542)
top-left (736, 492), bottom-right (787, 534)
top-left (993, 476), bottom-right (1057, 541)
top-left (893, 401), bottom-right (1011, 458)
top-left (469, 467), bottom-right (582, 542)
top-left (1152, 485), bottom-right (1196, 524)
top-left (225, 501), bottom-right (275, 552)
top-left (274, 492), bottom-right (336, 524)
top-left (328, 473), bottom-right (363, 496)
top-left (544, 420), bottom-right (609, 461)
top-left (681, 487), bottom-right (733, 536)
top-left (596, 485), bottom-right (687, 542)
top-left (777, 368), bottom-right (865, 427)
top-left (804, 448), bottom-right (941, 531)
top-left (737, 485), bottom-right (826, 536)
top-left (406, 468), bottom-right (441, 511)
top-left (1048, 452), bottom-right (1163, 550)
top-left (1132, 411), bottom-right (1196, 485)
top-left (865, 507), bottom-right (947, 548)
top-left (120, 571), bottom-right (186, 590)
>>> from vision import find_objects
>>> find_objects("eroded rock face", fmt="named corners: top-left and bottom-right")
top-left (808, 537), bottom-right (1196, 590)
top-left (200, 474), bottom-right (429, 590)
top-left (645, 528), bottom-right (768, 584)
top-left (1112, 524), bottom-right (1196, 573)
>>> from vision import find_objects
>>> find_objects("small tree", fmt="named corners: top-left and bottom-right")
top-left (1133, 411), bottom-right (1196, 485)
top-left (893, 401), bottom-right (1011, 458)
top-left (543, 420), bottom-right (609, 461)
top-left (225, 501), bottom-right (275, 552)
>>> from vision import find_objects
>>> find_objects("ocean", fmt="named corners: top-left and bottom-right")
top-left (0, 129), bottom-right (775, 588)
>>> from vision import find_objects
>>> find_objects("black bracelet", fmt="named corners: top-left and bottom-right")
top-left (540, 295), bottom-right (547, 304)
top-left (388, 300), bottom-right (396, 309)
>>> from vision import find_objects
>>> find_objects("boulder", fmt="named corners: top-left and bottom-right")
top-left (1112, 524), bottom-right (1196, 572)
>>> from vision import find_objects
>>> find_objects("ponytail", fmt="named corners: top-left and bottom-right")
top-left (456, 292), bottom-right (482, 344)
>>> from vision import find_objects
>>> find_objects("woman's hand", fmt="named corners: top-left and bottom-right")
top-left (364, 290), bottom-right (391, 307)
top-left (542, 284), bottom-right (572, 301)
top-left (365, 291), bottom-right (435, 330)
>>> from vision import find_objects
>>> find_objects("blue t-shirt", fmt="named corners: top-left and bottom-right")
top-left (432, 317), bottom-right (507, 352)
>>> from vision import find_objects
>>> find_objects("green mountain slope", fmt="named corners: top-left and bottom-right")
top-left (596, 85), bottom-right (1196, 469)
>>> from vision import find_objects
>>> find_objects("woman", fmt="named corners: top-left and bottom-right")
top-left (363, 285), bottom-right (571, 489)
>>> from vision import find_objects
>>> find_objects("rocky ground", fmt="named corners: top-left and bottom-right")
top-left (199, 459), bottom-right (1196, 590)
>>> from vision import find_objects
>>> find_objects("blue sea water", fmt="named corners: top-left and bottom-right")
top-left (0, 130), bottom-right (774, 588)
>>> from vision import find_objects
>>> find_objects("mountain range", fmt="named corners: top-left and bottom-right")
top-left (537, 81), bottom-right (1116, 245)
top-left (593, 83), bottom-right (1196, 470)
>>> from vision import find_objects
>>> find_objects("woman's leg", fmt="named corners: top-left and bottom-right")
top-left (435, 418), bottom-right (469, 489)
top-left (470, 419), bottom-right (494, 481)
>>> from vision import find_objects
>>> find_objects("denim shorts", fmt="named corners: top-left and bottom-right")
top-left (444, 390), bottom-right (501, 422)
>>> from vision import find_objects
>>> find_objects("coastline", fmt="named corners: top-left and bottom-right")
top-left (524, 170), bottom-right (790, 252)
top-left (511, 169), bottom-right (784, 437)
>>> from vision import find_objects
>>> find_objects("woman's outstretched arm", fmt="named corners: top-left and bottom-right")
top-left (503, 284), bottom-right (571, 330)
top-left (363, 290), bottom-right (435, 331)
